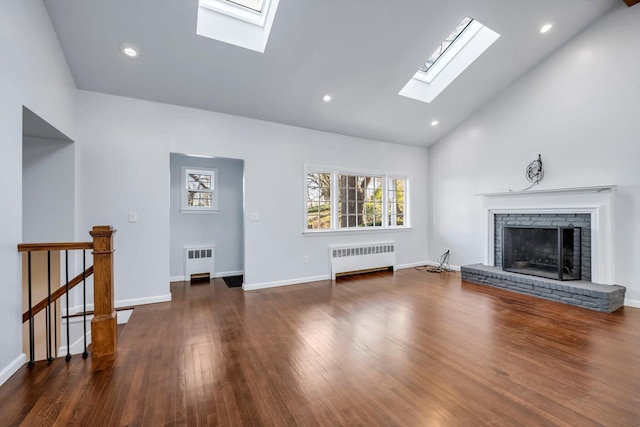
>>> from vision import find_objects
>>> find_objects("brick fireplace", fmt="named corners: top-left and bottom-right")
top-left (460, 186), bottom-right (625, 312)
top-left (495, 213), bottom-right (590, 281)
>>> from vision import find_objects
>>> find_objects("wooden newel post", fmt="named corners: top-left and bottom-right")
top-left (90, 225), bottom-right (117, 365)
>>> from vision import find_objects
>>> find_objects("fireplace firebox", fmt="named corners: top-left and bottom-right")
top-left (503, 226), bottom-right (581, 281)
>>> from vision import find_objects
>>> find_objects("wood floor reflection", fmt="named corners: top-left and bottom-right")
top-left (1, 269), bottom-right (639, 426)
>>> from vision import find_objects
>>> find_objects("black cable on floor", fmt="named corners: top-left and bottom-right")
top-left (416, 250), bottom-right (452, 273)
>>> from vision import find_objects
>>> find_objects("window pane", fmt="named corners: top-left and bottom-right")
top-left (306, 172), bottom-right (331, 229)
top-left (338, 174), bottom-right (383, 228)
top-left (188, 173), bottom-right (212, 190)
top-left (316, 172), bottom-right (407, 230)
top-left (388, 178), bottom-right (407, 227)
top-left (188, 191), bottom-right (212, 207)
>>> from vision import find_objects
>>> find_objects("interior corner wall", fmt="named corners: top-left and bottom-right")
top-left (0, 0), bottom-right (77, 385)
top-left (74, 89), bottom-right (429, 298)
top-left (427, 5), bottom-right (640, 302)
top-left (170, 154), bottom-right (244, 279)
top-left (22, 137), bottom-right (75, 243)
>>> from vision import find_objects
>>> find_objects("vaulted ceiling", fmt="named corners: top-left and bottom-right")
top-left (44, 0), bottom-right (619, 147)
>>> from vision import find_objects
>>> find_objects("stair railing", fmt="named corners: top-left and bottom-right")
top-left (18, 226), bottom-right (117, 368)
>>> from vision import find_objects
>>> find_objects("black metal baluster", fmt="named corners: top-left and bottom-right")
top-left (82, 250), bottom-right (88, 359)
top-left (46, 251), bottom-right (53, 363)
top-left (65, 250), bottom-right (71, 361)
top-left (54, 295), bottom-right (58, 358)
top-left (27, 252), bottom-right (34, 367)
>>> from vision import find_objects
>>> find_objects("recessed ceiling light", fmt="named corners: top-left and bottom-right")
top-left (120, 43), bottom-right (140, 58)
top-left (540, 23), bottom-right (553, 34)
top-left (322, 94), bottom-right (332, 103)
top-left (431, 120), bottom-right (439, 126)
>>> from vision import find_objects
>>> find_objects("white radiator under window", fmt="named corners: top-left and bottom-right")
top-left (330, 242), bottom-right (396, 280)
top-left (184, 245), bottom-right (215, 280)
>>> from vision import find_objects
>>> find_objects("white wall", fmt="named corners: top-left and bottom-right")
top-left (75, 89), bottom-right (429, 298)
top-left (0, 0), bottom-right (77, 385)
top-left (170, 154), bottom-right (244, 279)
top-left (428, 4), bottom-right (640, 303)
top-left (23, 137), bottom-right (75, 243)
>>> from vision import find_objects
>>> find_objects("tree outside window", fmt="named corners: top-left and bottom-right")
top-left (306, 172), bottom-right (331, 229)
top-left (181, 167), bottom-right (219, 213)
top-left (305, 168), bottom-right (408, 233)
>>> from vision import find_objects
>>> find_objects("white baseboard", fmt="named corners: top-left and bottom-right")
top-left (66, 294), bottom-right (171, 315)
top-left (115, 294), bottom-right (172, 307)
top-left (423, 260), bottom-right (461, 271)
top-left (171, 270), bottom-right (244, 283)
top-left (427, 260), bottom-right (461, 271)
top-left (59, 315), bottom-right (92, 356)
top-left (396, 261), bottom-right (430, 269)
top-left (242, 263), bottom-right (463, 291)
top-left (59, 330), bottom-right (91, 356)
top-left (0, 353), bottom-right (26, 387)
top-left (117, 309), bottom-right (133, 324)
top-left (243, 274), bottom-right (330, 291)
top-left (68, 309), bottom-right (132, 324)
top-left (396, 261), bottom-right (460, 271)
top-left (214, 270), bottom-right (244, 278)
top-left (624, 298), bottom-right (640, 308)
top-left (58, 308), bottom-right (135, 356)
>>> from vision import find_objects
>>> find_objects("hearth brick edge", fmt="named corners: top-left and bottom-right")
top-left (461, 264), bottom-right (625, 313)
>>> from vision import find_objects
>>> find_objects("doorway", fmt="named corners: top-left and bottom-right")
top-left (21, 107), bottom-right (75, 360)
top-left (169, 153), bottom-right (245, 283)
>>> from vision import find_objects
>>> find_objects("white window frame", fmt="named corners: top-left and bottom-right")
top-left (199, 0), bottom-right (271, 27)
top-left (304, 165), bottom-right (410, 234)
top-left (181, 166), bottom-right (219, 214)
top-left (196, 0), bottom-right (280, 53)
top-left (387, 175), bottom-right (409, 229)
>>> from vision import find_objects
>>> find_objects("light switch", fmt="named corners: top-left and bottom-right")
top-left (128, 211), bottom-right (138, 223)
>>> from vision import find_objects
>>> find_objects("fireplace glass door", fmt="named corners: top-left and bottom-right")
top-left (502, 226), bottom-right (581, 281)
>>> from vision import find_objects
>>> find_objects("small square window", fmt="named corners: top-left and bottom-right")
top-left (181, 167), bottom-right (219, 213)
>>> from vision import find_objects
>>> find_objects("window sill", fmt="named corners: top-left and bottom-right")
top-left (180, 209), bottom-right (220, 215)
top-left (303, 227), bottom-right (412, 236)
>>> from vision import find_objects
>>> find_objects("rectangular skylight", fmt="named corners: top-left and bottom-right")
top-left (419, 16), bottom-right (473, 75)
top-left (199, 0), bottom-right (271, 27)
top-left (197, 0), bottom-right (279, 52)
top-left (399, 16), bottom-right (500, 104)
top-left (226, 0), bottom-right (264, 13)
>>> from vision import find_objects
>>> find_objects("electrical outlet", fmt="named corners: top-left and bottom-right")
top-left (304, 256), bottom-right (310, 265)
top-left (128, 211), bottom-right (138, 223)
top-left (250, 212), bottom-right (260, 222)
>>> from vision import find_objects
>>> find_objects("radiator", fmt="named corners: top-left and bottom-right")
top-left (184, 245), bottom-right (215, 280)
top-left (330, 242), bottom-right (396, 280)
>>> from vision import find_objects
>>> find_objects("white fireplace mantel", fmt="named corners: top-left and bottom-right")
top-left (479, 185), bottom-right (616, 285)
top-left (477, 185), bottom-right (616, 198)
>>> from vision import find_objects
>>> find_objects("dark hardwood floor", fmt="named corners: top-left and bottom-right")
top-left (1, 269), bottom-right (639, 426)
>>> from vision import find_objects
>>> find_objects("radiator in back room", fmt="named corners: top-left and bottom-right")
top-left (184, 245), bottom-right (215, 280)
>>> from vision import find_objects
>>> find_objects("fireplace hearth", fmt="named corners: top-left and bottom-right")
top-left (503, 226), bottom-right (581, 281)
top-left (462, 185), bottom-right (622, 311)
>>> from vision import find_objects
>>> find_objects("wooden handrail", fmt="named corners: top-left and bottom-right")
top-left (19, 225), bottom-right (116, 367)
top-left (18, 242), bottom-right (93, 252)
top-left (22, 265), bottom-right (94, 323)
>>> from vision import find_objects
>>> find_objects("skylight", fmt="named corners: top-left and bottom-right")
top-left (197, 0), bottom-right (279, 52)
top-left (419, 16), bottom-right (473, 75)
top-left (227, 0), bottom-right (264, 13)
top-left (399, 16), bottom-right (500, 104)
